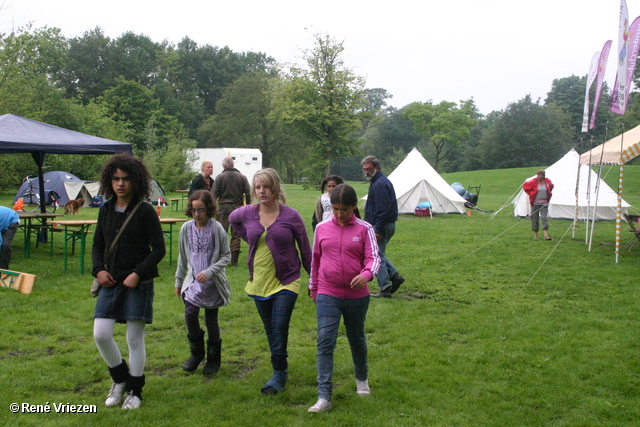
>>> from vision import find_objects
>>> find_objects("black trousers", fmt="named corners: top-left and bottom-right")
top-left (1, 222), bottom-right (19, 270)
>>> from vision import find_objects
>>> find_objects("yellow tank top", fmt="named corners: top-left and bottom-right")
top-left (245, 233), bottom-right (300, 297)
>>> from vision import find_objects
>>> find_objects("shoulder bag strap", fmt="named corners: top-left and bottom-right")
top-left (102, 200), bottom-right (145, 267)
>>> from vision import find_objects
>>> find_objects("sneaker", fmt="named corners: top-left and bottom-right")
top-left (372, 289), bottom-right (392, 298)
top-left (121, 391), bottom-right (142, 410)
top-left (356, 379), bottom-right (371, 395)
top-left (390, 273), bottom-right (405, 294)
top-left (105, 382), bottom-right (126, 407)
top-left (308, 398), bottom-right (332, 413)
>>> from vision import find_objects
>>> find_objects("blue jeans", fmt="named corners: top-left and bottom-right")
top-left (254, 291), bottom-right (298, 371)
top-left (376, 222), bottom-right (398, 291)
top-left (315, 294), bottom-right (369, 401)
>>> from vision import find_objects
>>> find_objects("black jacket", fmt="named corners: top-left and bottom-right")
top-left (92, 197), bottom-right (166, 283)
top-left (189, 173), bottom-right (214, 195)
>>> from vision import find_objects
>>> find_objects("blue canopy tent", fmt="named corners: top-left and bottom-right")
top-left (0, 114), bottom-right (132, 212)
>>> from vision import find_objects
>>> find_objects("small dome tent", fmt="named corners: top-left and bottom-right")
top-left (14, 171), bottom-right (84, 206)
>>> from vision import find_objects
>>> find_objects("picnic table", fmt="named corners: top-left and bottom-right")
top-left (17, 211), bottom-right (64, 258)
top-left (50, 217), bottom-right (187, 274)
top-left (176, 190), bottom-right (189, 211)
top-left (50, 219), bottom-right (97, 274)
top-left (159, 217), bottom-right (188, 266)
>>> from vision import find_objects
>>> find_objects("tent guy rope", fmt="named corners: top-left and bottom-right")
top-left (526, 220), bottom-right (573, 284)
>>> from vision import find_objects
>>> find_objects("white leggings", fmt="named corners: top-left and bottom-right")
top-left (94, 318), bottom-right (146, 377)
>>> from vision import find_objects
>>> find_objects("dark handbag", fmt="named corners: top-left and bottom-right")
top-left (91, 201), bottom-right (144, 297)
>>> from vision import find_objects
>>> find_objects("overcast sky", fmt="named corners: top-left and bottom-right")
top-left (3, 0), bottom-right (633, 116)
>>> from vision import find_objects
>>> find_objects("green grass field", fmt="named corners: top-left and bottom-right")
top-left (1, 165), bottom-right (639, 426)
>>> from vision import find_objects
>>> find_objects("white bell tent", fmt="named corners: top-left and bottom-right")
top-left (374, 148), bottom-right (467, 214)
top-left (513, 149), bottom-right (629, 220)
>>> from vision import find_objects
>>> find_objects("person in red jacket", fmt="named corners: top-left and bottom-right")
top-left (522, 169), bottom-right (554, 240)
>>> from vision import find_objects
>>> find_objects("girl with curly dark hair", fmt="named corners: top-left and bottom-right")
top-left (98, 153), bottom-right (151, 201)
top-left (92, 153), bottom-right (165, 410)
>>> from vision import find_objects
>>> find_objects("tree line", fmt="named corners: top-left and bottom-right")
top-left (1, 24), bottom-right (639, 193)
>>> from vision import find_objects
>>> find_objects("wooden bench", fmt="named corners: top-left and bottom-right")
top-left (169, 198), bottom-right (181, 212)
top-left (0, 269), bottom-right (36, 294)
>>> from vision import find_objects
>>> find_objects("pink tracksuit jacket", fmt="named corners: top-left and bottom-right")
top-left (309, 215), bottom-right (380, 300)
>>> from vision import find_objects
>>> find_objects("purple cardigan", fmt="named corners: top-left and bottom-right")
top-left (229, 204), bottom-right (312, 286)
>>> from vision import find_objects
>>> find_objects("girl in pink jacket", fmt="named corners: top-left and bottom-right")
top-left (307, 184), bottom-right (380, 413)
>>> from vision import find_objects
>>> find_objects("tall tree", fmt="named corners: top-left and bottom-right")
top-left (58, 27), bottom-right (113, 102)
top-left (197, 72), bottom-right (297, 169)
top-left (101, 78), bottom-right (183, 151)
top-left (110, 32), bottom-right (163, 88)
top-left (276, 33), bottom-right (365, 178)
top-left (477, 95), bottom-right (573, 169)
top-left (355, 87), bottom-right (393, 139)
top-left (545, 75), bottom-right (612, 147)
top-left (172, 37), bottom-right (276, 116)
top-left (57, 28), bottom-right (164, 104)
top-left (359, 107), bottom-right (423, 167)
top-left (0, 25), bottom-right (68, 120)
top-left (403, 99), bottom-right (478, 172)
top-left (154, 44), bottom-right (206, 140)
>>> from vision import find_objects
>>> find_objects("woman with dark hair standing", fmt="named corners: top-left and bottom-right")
top-left (229, 168), bottom-right (312, 395)
top-left (312, 175), bottom-right (344, 229)
top-left (92, 154), bottom-right (165, 410)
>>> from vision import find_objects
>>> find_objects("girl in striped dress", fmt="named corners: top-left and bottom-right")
top-left (175, 190), bottom-right (231, 375)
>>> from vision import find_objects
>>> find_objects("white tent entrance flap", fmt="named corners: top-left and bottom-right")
top-left (63, 181), bottom-right (100, 206)
top-left (368, 148), bottom-right (466, 215)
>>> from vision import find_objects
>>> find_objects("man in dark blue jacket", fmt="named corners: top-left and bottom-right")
top-left (361, 156), bottom-right (404, 298)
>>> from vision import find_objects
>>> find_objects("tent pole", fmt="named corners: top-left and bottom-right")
top-left (30, 151), bottom-right (46, 214)
top-left (573, 153), bottom-right (582, 239)
top-left (615, 123), bottom-right (626, 263)
top-left (615, 164), bottom-right (624, 263)
top-left (588, 122), bottom-right (609, 251)
top-left (588, 166), bottom-right (602, 252)
top-left (584, 135), bottom-right (594, 244)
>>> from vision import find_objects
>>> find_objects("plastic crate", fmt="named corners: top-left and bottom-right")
top-left (415, 208), bottom-right (430, 217)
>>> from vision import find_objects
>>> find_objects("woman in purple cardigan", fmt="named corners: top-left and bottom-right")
top-left (229, 168), bottom-right (312, 394)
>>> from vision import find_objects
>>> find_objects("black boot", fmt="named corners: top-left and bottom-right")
top-left (230, 251), bottom-right (239, 267)
top-left (183, 329), bottom-right (205, 372)
top-left (108, 359), bottom-right (128, 384)
top-left (122, 374), bottom-right (145, 409)
top-left (105, 359), bottom-right (128, 407)
top-left (203, 339), bottom-right (221, 376)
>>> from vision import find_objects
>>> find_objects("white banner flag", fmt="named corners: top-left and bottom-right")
top-left (582, 51), bottom-right (600, 133)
